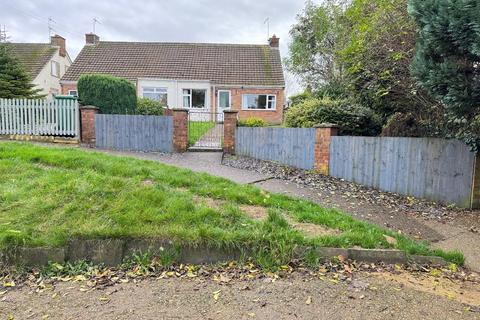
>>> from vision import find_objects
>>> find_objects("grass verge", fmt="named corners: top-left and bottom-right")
top-left (0, 142), bottom-right (464, 268)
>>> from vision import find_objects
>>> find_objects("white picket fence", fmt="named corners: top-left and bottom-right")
top-left (0, 98), bottom-right (79, 137)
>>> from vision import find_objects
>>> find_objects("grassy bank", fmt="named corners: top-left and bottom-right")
top-left (0, 142), bottom-right (463, 267)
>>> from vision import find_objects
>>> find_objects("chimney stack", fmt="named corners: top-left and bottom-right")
top-left (85, 33), bottom-right (99, 45)
top-left (51, 34), bottom-right (66, 57)
top-left (268, 34), bottom-right (279, 48)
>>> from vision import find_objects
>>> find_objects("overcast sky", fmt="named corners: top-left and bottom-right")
top-left (0, 0), bottom-right (306, 95)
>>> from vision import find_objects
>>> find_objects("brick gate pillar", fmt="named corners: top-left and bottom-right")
top-left (472, 155), bottom-right (480, 209)
top-left (80, 105), bottom-right (99, 145)
top-left (223, 110), bottom-right (238, 154)
top-left (172, 108), bottom-right (188, 152)
top-left (314, 123), bottom-right (339, 175)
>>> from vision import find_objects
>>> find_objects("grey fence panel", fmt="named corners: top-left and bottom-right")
top-left (95, 114), bottom-right (173, 152)
top-left (236, 127), bottom-right (316, 170)
top-left (330, 136), bottom-right (476, 207)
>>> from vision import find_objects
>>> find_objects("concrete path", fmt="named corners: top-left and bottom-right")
top-left (191, 123), bottom-right (223, 150)
top-left (87, 149), bottom-right (480, 272)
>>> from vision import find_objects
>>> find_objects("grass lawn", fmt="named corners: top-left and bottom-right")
top-left (0, 142), bottom-right (463, 268)
top-left (188, 121), bottom-right (215, 145)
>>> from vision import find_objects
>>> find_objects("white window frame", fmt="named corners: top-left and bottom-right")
top-left (217, 90), bottom-right (231, 110)
top-left (142, 87), bottom-right (168, 104)
top-left (241, 94), bottom-right (276, 110)
top-left (68, 90), bottom-right (77, 96)
top-left (51, 61), bottom-right (60, 78)
top-left (183, 88), bottom-right (207, 109)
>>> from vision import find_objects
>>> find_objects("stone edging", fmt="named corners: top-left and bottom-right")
top-left (0, 238), bottom-right (448, 267)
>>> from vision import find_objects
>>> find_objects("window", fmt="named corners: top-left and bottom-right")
top-left (218, 90), bottom-right (231, 110)
top-left (142, 87), bottom-right (168, 105)
top-left (68, 90), bottom-right (77, 96)
top-left (183, 89), bottom-right (206, 108)
top-left (242, 94), bottom-right (276, 110)
top-left (51, 61), bottom-right (60, 77)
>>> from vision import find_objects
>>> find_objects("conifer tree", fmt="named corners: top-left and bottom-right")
top-left (0, 44), bottom-right (43, 98)
top-left (408, 0), bottom-right (480, 150)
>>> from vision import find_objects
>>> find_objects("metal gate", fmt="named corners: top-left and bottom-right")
top-left (188, 111), bottom-right (223, 151)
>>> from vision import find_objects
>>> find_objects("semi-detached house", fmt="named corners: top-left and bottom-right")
top-left (61, 33), bottom-right (285, 124)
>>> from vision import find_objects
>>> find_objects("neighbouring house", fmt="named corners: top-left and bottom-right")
top-left (61, 33), bottom-right (285, 124)
top-left (7, 35), bottom-right (72, 98)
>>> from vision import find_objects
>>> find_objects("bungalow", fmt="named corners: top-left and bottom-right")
top-left (61, 33), bottom-right (285, 124)
top-left (7, 35), bottom-right (72, 98)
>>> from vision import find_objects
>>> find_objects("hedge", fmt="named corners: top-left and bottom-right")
top-left (136, 97), bottom-right (165, 116)
top-left (284, 98), bottom-right (382, 136)
top-left (77, 74), bottom-right (136, 114)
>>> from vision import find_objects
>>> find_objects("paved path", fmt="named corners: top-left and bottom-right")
top-left (191, 123), bottom-right (223, 150)
top-left (92, 150), bottom-right (480, 272)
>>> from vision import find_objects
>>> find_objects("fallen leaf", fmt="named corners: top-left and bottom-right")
top-left (213, 290), bottom-right (221, 301)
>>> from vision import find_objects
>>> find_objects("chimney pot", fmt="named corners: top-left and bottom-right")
top-left (268, 34), bottom-right (279, 48)
top-left (85, 33), bottom-right (99, 45)
top-left (50, 34), bottom-right (66, 57)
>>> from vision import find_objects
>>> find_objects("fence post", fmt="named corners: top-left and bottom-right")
top-left (472, 155), bottom-right (480, 209)
top-left (80, 105), bottom-right (99, 145)
top-left (223, 110), bottom-right (238, 154)
top-left (314, 123), bottom-right (339, 175)
top-left (172, 108), bottom-right (188, 152)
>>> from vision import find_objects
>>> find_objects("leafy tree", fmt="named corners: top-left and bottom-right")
top-left (0, 44), bottom-right (43, 98)
top-left (77, 74), bottom-right (136, 114)
top-left (286, 0), bottom-right (347, 90)
top-left (409, 0), bottom-right (480, 149)
top-left (339, 0), bottom-right (438, 122)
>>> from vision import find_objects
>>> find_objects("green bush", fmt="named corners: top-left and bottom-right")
top-left (238, 117), bottom-right (267, 127)
top-left (77, 74), bottom-right (136, 114)
top-left (136, 97), bottom-right (165, 116)
top-left (284, 98), bottom-right (381, 136)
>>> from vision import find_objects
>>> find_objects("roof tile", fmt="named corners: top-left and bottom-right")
top-left (5, 43), bottom-right (57, 78)
top-left (62, 42), bottom-right (285, 86)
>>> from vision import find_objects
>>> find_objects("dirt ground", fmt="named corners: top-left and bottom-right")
top-left (1, 271), bottom-right (479, 320)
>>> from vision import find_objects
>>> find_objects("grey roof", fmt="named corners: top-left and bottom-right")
top-left (62, 41), bottom-right (285, 86)
top-left (6, 43), bottom-right (57, 78)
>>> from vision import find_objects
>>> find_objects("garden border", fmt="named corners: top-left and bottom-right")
top-left (0, 238), bottom-right (448, 268)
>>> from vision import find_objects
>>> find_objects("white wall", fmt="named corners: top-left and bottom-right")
top-left (137, 79), bottom-right (211, 111)
top-left (32, 49), bottom-right (72, 98)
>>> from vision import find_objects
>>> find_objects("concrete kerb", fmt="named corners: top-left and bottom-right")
top-left (0, 239), bottom-right (448, 268)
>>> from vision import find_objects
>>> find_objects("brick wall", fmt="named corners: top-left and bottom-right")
top-left (215, 87), bottom-right (284, 125)
top-left (172, 109), bottom-right (188, 152)
top-left (314, 124), bottom-right (339, 175)
top-left (61, 83), bottom-right (77, 95)
top-left (223, 111), bottom-right (238, 154)
top-left (80, 106), bottom-right (99, 144)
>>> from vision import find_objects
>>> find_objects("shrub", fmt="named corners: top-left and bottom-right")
top-left (136, 97), bottom-right (165, 116)
top-left (284, 98), bottom-right (381, 136)
top-left (238, 117), bottom-right (267, 127)
top-left (77, 74), bottom-right (136, 114)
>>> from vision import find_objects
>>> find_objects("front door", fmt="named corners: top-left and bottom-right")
top-left (217, 90), bottom-right (231, 122)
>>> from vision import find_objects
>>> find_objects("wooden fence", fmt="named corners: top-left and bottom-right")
top-left (95, 114), bottom-right (173, 152)
top-left (329, 137), bottom-right (477, 208)
top-left (235, 127), bottom-right (316, 170)
top-left (0, 98), bottom-right (79, 137)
